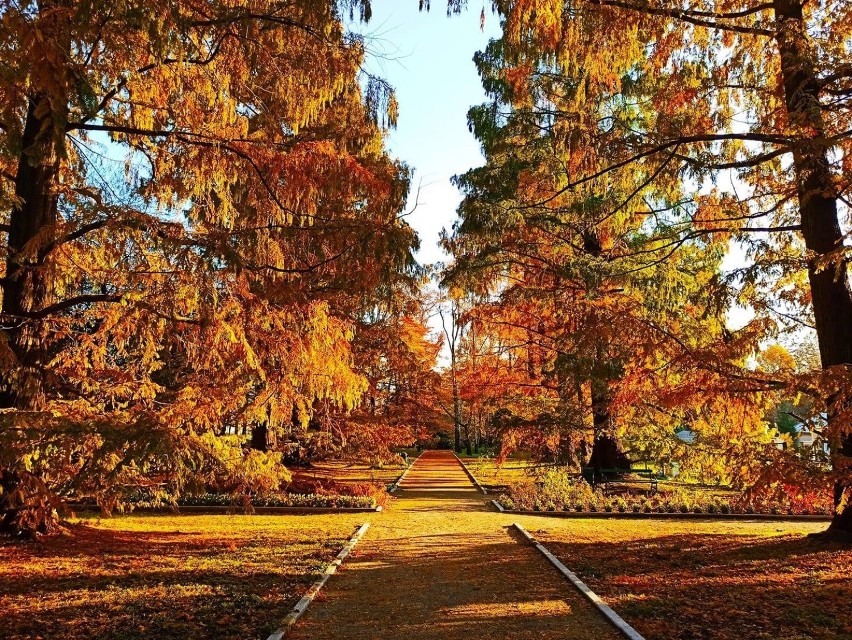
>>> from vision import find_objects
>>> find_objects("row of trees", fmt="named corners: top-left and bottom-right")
top-left (440, 0), bottom-right (851, 535)
top-left (0, 0), bottom-right (445, 535)
top-left (2, 0), bottom-right (849, 539)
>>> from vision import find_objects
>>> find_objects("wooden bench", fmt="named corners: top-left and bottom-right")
top-left (582, 467), bottom-right (659, 493)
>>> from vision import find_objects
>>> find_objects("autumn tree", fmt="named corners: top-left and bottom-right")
top-left (445, 0), bottom-right (852, 534)
top-left (0, 0), bottom-right (418, 534)
top-left (445, 4), bottom-right (787, 490)
top-left (437, 293), bottom-right (469, 452)
top-left (343, 281), bottom-right (444, 460)
top-left (454, 301), bottom-right (562, 459)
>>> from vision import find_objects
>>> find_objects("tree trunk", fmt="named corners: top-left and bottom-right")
top-left (250, 424), bottom-right (269, 452)
top-left (588, 378), bottom-right (629, 473)
top-left (556, 429), bottom-right (575, 467)
top-left (452, 373), bottom-right (462, 453)
top-left (588, 434), bottom-right (629, 471)
top-left (0, 1), bottom-right (71, 536)
top-left (1, 93), bottom-right (61, 410)
top-left (774, 0), bottom-right (852, 535)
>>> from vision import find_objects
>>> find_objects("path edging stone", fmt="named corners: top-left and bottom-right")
top-left (388, 463), bottom-right (413, 493)
top-left (266, 522), bottom-right (371, 640)
top-left (512, 523), bottom-right (645, 640)
top-left (452, 454), bottom-right (488, 494)
top-left (495, 507), bottom-right (831, 521)
top-left (67, 503), bottom-right (381, 515)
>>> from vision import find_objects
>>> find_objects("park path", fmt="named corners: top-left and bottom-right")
top-left (288, 450), bottom-right (620, 640)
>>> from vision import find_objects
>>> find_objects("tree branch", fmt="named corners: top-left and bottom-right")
top-left (591, 0), bottom-right (774, 36)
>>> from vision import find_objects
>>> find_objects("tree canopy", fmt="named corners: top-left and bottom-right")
top-left (442, 0), bottom-right (852, 534)
top-left (0, 0), bottom-right (428, 534)
top-left (1, 0), bottom-right (850, 538)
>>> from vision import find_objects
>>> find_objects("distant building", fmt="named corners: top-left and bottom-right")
top-left (772, 414), bottom-right (830, 461)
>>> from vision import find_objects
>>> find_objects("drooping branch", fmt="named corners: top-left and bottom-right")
top-left (0, 293), bottom-right (123, 324)
top-left (589, 0), bottom-right (774, 36)
top-left (518, 132), bottom-right (793, 209)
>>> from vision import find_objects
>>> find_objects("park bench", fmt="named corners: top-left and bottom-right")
top-left (582, 467), bottom-right (660, 493)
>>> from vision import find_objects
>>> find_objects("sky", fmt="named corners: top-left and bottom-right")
top-left (353, 1), bottom-right (501, 266)
top-left (347, 5), bottom-right (809, 341)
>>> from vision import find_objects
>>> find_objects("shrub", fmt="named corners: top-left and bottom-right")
top-left (496, 471), bottom-right (833, 516)
top-left (345, 482), bottom-right (390, 509)
top-left (499, 495), bottom-right (515, 510)
top-left (502, 470), bottom-right (598, 511)
top-left (179, 492), bottom-right (376, 509)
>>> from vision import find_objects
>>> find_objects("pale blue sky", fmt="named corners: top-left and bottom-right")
top-left (355, 1), bottom-right (501, 265)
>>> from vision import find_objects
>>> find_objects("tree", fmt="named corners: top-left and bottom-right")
top-left (344, 282), bottom-right (444, 460)
top-left (0, 0), bottom-right (418, 534)
top-left (438, 294), bottom-right (467, 452)
top-left (465, 0), bottom-right (852, 535)
top-left (445, 5), bottom-right (785, 489)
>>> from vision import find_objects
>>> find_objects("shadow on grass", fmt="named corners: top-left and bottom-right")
top-left (540, 530), bottom-right (852, 640)
top-left (0, 523), bottom-right (347, 640)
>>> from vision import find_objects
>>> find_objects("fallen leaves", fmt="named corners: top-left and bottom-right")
top-left (0, 513), bottom-right (362, 640)
top-left (539, 519), bottom-right (852, 640)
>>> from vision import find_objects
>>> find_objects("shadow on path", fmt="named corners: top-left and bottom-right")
top-left (289, 451), bottom-right (621, 640)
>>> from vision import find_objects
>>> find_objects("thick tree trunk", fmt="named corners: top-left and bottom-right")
top-left (774, 0), bottom-right (852, 535)
top-left (588, 379), bottom-right (629, 472)
top-left (250, 424), bottom-right (269, 452)
top-left (588, 435), bottom-right (629, 470)
top-left (1, 93), bottom-right (60, 410)
top-left (0, 1), bottom-right (70, 536)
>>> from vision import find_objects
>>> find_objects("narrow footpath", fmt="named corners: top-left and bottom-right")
top-left (288, 451), bottom-right (621, 640)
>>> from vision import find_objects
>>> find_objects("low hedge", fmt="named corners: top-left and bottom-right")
top-left (180, 492), bottom-right (377, 509)
top-left (497, 469), bottom-right (833, 516)
top-left (495, 494), bottom-right (831, 516)
top-left (71, 492), bottom-right (377, 511)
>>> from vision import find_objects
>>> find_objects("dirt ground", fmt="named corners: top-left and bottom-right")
top-left (289, 451), bottom-right (621, 640)
top-left (6, 452), bottom-right (844, 640)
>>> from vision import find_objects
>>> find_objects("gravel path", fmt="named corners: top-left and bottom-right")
top-left (288, 450), bottom-right (621, 640)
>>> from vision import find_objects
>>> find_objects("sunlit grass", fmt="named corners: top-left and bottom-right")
top-left (531, 518), bottom-right (852, 640)
top-left (1, 513), bottom-right (366, 640)
top-left (289, 458), bottom-right (408, 490)
top-left (465, 456), bottom-right (552, 489)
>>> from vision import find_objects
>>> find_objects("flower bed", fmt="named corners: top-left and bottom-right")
top-left (70, 491), bottom-right (378, 512)
top-left (496, 469), bottom-right (834, 516)
top-left (179, 492), bottom-right (377, 509)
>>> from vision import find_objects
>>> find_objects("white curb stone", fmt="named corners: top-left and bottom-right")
top-left (513, 523), bottom-right (646, 640)
top-left (266, 522), bottom-right (371, 640)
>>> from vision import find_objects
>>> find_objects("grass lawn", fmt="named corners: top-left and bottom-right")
top-left (531, 518), bottom-right (852, 640)
top-left (289, 457), bottom-right (410, 491)
top-left (464, 456), bottom-right (552, 490)
top-left (1, 513), bottom-right (367, 640)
